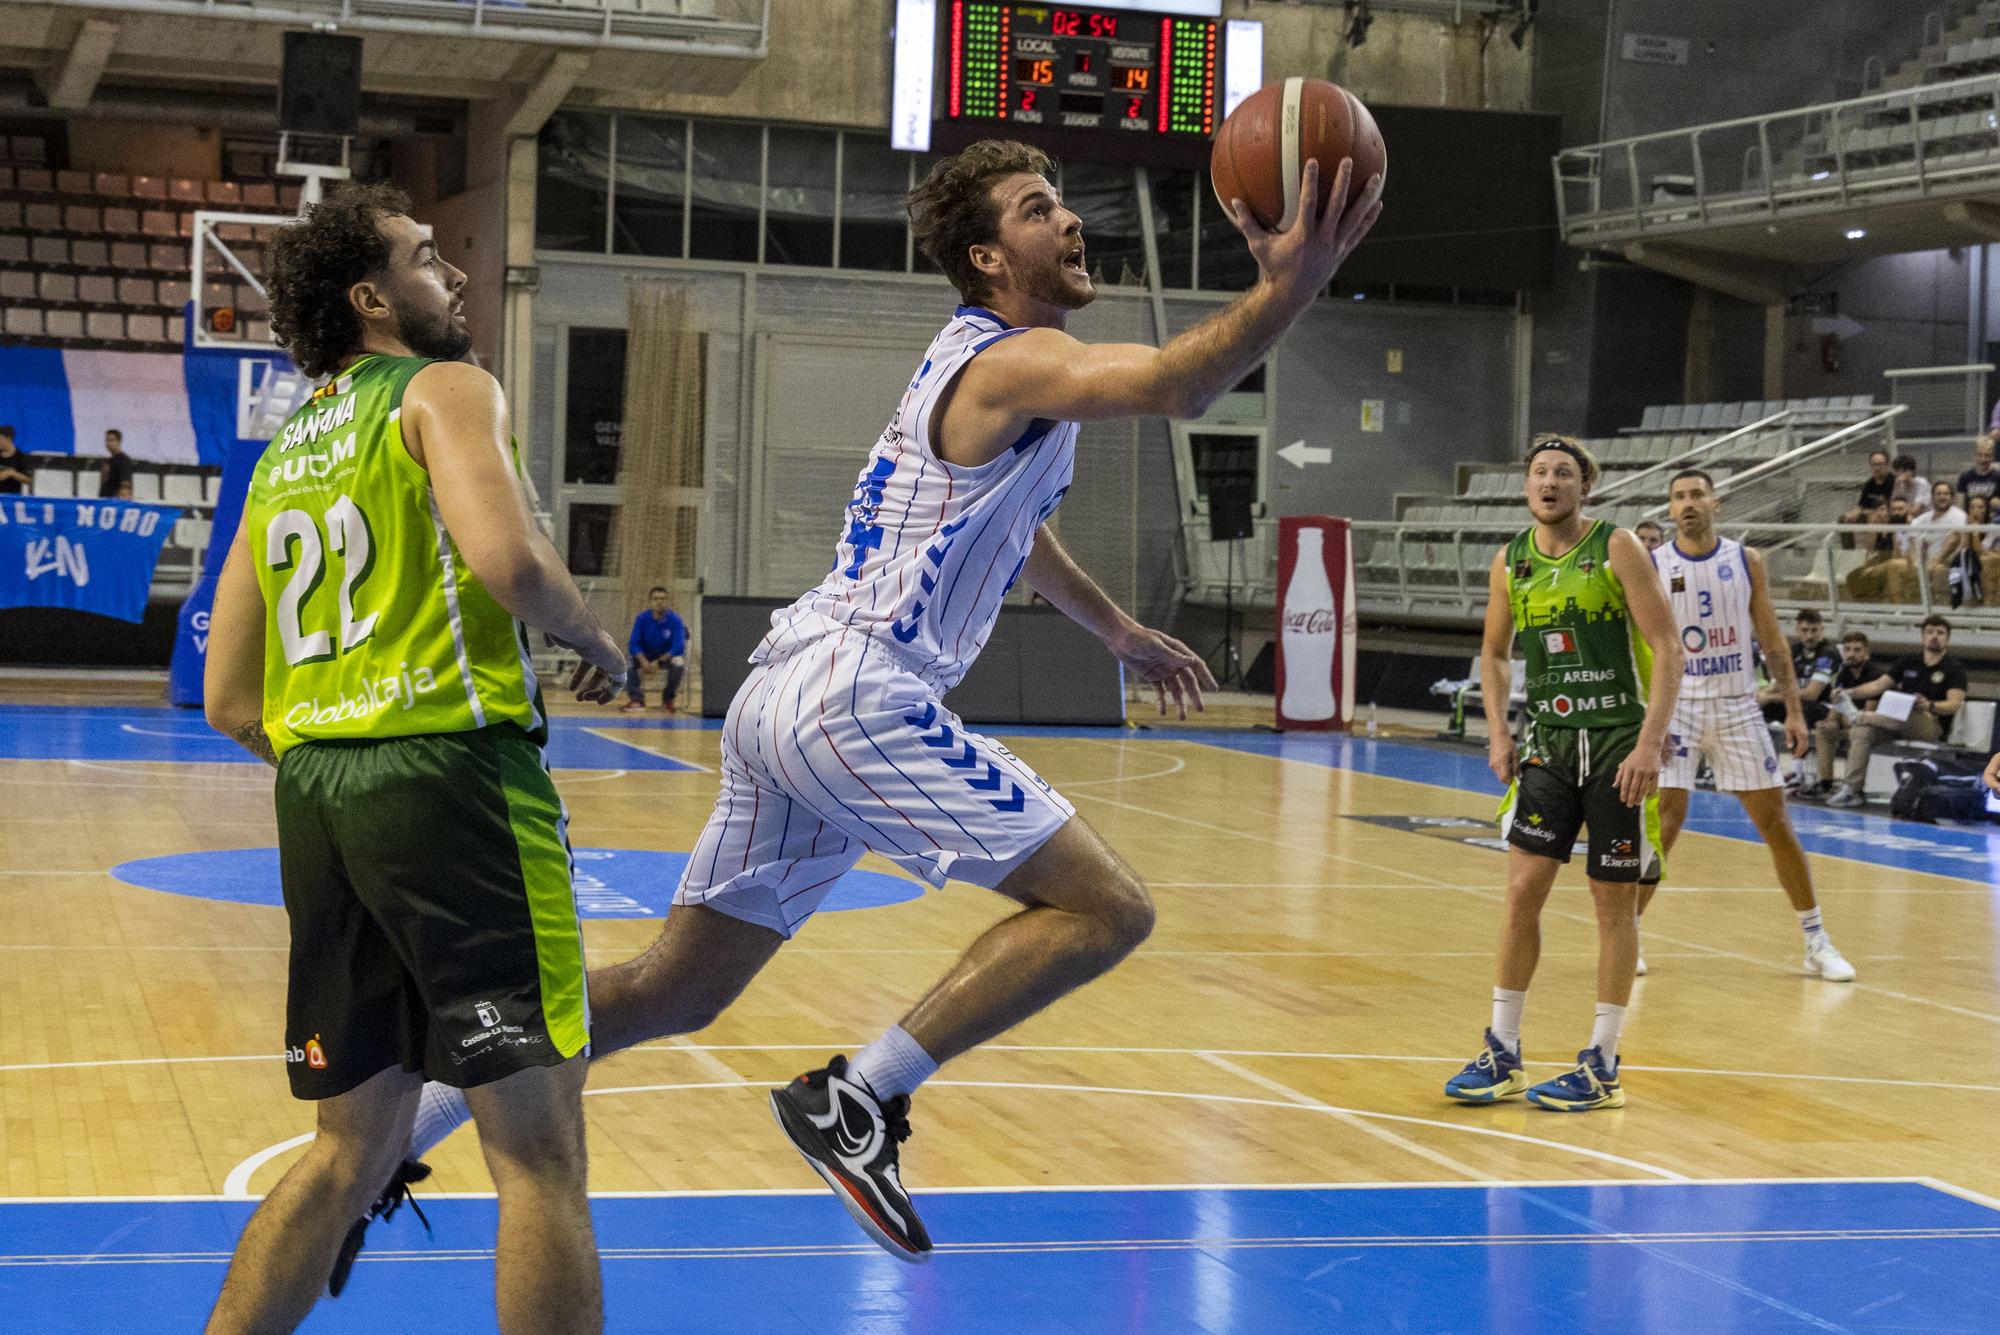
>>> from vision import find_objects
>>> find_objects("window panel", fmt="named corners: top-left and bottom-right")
top-left (536, 113), bottom-right (610, 254)
top-left (612, 116), bottom-right (688, 258)
top-left (764, 126), bottom-right (836, 267)
top-left (688, 121), bottom-right (763, 262)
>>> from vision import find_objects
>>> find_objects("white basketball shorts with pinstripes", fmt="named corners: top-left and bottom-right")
top-left (1660, 693), bottom-right (1783, 793)
top-left (671, 629), bottom-right (1076, 937)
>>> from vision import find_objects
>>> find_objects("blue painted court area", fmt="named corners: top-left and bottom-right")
top-left (0, 704), bottom-right (701, 772)
top-left (2, 1181), bottom-right (1995, 1333)
top-left (1175, 730), bottom-right (2000, 883)
top-left (108, 846), bottom-right (921, 918)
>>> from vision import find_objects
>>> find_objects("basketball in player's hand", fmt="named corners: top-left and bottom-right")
top-left (1210, 78), bottom-right (1386, 232)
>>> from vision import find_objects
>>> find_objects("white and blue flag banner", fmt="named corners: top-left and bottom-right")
top-left (0, 496), bottom-right (183, 622)
top-left (0, 341), bottom-right (285, 466)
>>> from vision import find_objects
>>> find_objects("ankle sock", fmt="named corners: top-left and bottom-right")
top-left (409, 1082), bottom-right (471, 1161)
top-left (1491, 988), bottom-right (1526, 1056)
top-left (849, 1026), bottom-right (939, 1102)
top-left (1590, 1003), bottom-right (1625, 1063)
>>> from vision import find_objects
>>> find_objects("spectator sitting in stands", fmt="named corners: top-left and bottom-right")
top-left (1908, 480), bottom-right (1967, 574)
top-left (1890, 454), bottom-right (1929, 513)
top-left (1803, 630), bottom-right (1893, 800)
top-left (1825, 614), bottom-right (1968, 807)
top-left (0, 426), bottom-right (33, 495)
top-left (1938, 493), bottom-right (2000, 608)
top-left (1839, 449), bottom-right (1896, 547)
top-left (1960, 435), bottom-right (1999, 507)
top-left (1844, 496), bottom-right (1916, 603)
top-left (98, 429), bottom-right (134, 500)
top-left (1633, 519), bottom-right (1665, 552)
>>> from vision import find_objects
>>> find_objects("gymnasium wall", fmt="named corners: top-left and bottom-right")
top-left (527, 259), bottom-right (1519, 628)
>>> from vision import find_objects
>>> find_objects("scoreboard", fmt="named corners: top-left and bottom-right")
top-left (931, 2), bottom-right (1229, 168)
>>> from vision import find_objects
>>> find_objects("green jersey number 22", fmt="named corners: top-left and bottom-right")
top-left (266, 495), bottom-right (380, 666)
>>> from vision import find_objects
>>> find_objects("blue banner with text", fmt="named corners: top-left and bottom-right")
top-left (0, 496), bottom-right (182, 623)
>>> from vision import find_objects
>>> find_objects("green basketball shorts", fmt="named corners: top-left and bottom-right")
top-left (273, 723), bottom-right (589, 1099)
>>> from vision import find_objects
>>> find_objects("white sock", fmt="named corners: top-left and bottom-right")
top-left (409, 1081), bottom-right (471, 1161)
top-left (1798, 907), bottom-right (1826, 943)
top-left (849, 1025), bottom-right (938, 1103)
top-left (1491, 987), bottom-right (1526, 1055)
top-left (1591, 1002), bottom-right (1626, 1062)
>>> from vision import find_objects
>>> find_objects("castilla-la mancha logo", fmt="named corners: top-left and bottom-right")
top-left (475, 1000), bottom-right (500, 1028)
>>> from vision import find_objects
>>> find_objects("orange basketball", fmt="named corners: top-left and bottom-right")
top-left (1210, 78), bottom-right (1387, 232)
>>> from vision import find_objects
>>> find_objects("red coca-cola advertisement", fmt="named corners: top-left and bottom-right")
top-left (1275, 516), bottom-right (1355, 731)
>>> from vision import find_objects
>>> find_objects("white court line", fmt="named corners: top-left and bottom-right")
top-left (219, 1075), bottom-right (1687, 1196)
top-left (222, 1133), bottom-right (314, 1198)
top-left (1917, 1177), bottom-right (2000, 1213)
top-left (15, 1044), bottom-right (2000, 1097)
top-left (579, 728), bottom-right (713, 773)
top-left (0, 1174), bottom-right (1947, 1207)
top-left (1198, 1052), bottom-right (1487, 1180)
top-left (1061, 743), bottom-right (1188, 788)
top-left (117, 723), bottom-right (219, 740)
top-left (559, 768), bottom-right (630, 785)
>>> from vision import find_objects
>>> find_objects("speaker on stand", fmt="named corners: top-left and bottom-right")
top-left (1197, 438), bottom-right (1258, 689)
top-left (276, 32), bottom-right (363, 209)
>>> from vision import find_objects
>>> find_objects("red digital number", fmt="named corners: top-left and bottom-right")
top-left (1052, 10), bottom-right (1079, 36)
top-left (1090, 13), bottom-right (1117, 38)
top-left (1127, 97), bottom-right (1144, 119)
top-left (1021, 88), bottom-right (1037, 111)
top-left (1077, 52), bottom-right (1092, 74)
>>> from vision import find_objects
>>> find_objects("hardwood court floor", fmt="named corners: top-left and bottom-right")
top-left (2, 684), bottom-right (1999, 1331)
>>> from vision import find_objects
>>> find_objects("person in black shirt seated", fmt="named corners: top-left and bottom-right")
top-left (1761, 608), bottom-right (1838, 730)
top-left (1959, 436), bottom-right (1999, 507)
top-left (0, 425), bottom-right (33, 495)
top-left (1826, 615), bottom-right (1969, 806)
top-left (1840, 449), bottom-right (1896, 547)
top-left (1804, 630), bottom-right (1893, 799)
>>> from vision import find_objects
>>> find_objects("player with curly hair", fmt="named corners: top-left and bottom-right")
top-left (200, 182), bottom-right (627, 1334)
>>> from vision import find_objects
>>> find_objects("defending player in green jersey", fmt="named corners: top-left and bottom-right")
top-left (200, 183), bottom-right (627, 1335)
top-left (1444, 434), bottom-right (1683, 1114)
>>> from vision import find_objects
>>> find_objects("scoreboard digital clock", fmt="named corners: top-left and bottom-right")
top-left (930, 1), bottom-right (1237, 169)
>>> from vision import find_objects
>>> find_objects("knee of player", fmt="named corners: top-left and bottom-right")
top-left (1096, 875), bottom-right (1155, 952)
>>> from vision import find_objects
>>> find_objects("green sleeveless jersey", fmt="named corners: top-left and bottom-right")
top-left (1504, 518), bottom-right (1651, 730)
top-left (245, 354), bottom-right (545, 758)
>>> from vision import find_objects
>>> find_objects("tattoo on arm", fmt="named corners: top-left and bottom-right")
top-left (231, 719), bottom-right (277, 767)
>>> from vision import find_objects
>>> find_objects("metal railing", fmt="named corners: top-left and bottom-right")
top-left (1632, 406), bottom-right (1908, 520)
top-left (1555, 68), bottom-right (2000, 245)
top-left (1351, 516), bottom-right (2000, 650)
top-left (37, 0), bottom-right (769, 55)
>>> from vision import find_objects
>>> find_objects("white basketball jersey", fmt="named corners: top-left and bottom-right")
top-left (1652, 536), bottom-right (1759, 700)
top-left (752, 306), bottom-right (1078, 691)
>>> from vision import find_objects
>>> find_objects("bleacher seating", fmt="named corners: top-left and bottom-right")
top-left (0, 129), bottom-right (296, 353)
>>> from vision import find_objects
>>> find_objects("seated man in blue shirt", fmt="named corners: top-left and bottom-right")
top-left (622, 585), bottom-right (688, 713)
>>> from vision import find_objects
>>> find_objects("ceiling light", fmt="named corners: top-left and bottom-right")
top-left (1845, 228), bottom-right (1866, 240)
top-left (1811, 170), bottom-right (1831, 181)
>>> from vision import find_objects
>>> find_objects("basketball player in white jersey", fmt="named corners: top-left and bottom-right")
top-left (1642, 469), bottom-right (1855, 981)
top-left (378, 139), bottom-right (1384, 1264)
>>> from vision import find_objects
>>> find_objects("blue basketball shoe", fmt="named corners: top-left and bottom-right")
top-left (1526, 1046), bottom-right (1625, 1111)
top-left (1444, 1029), bottom-right (1527, 1103)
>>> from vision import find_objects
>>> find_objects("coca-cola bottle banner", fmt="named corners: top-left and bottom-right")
top-left (1275, 516), bottom-right (1356, 731)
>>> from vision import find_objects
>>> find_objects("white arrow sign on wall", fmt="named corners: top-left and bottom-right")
top-left (1278, 439), bottom-right (1333, 469)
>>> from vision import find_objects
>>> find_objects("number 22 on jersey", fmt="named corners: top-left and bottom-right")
top-left (266, 494), bottom-right (379, 667)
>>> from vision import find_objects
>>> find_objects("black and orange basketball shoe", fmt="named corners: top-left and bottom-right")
top-left (769, 1054), bottom-right (932, 1262)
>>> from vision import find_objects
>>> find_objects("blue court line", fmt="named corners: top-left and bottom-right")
top-left (1, 1181), bottom-right (1994, 1333)
top-left (1153, 729), bottom-right (2000, 883)
top-left (0, 705), bottom-right (700, 772)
